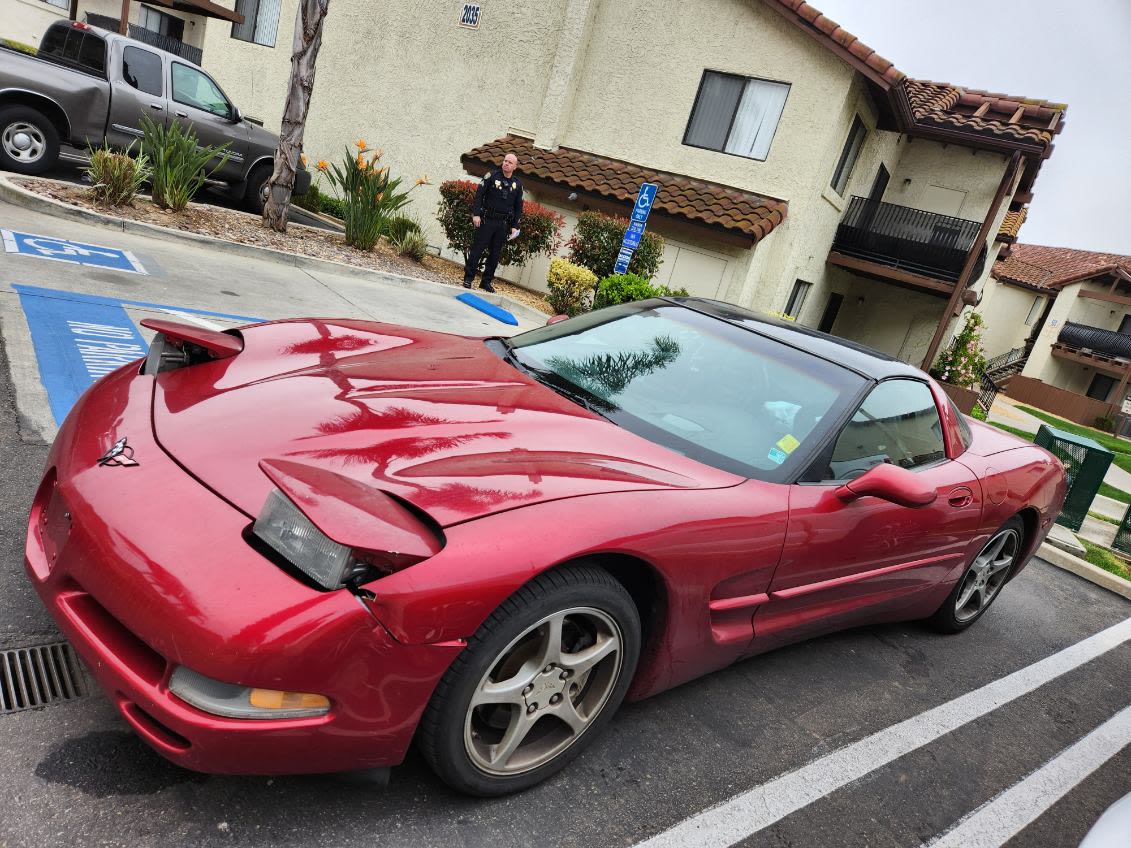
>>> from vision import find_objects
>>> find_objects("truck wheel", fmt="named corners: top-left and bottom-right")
top-left (243, 163), bottom-right (273, 214)
top-left (0, 106), bottom-right (61, 176)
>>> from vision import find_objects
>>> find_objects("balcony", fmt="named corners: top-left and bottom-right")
top-left (1052, 322), bottom-right (1131, 372)
top-left (829, 197), bottom-right (984, 293)
top-left (85, 14), bottom-right (203, 65)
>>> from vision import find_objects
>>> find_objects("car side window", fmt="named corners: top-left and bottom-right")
top-left (171, 63), bottom-right (230, 117)
top-left (821, 379), bottom-right (946, 481)
top-left (122, 46), bottom-right (163, 96)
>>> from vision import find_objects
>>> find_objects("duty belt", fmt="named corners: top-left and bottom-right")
top-left (485, 211), bottom-right (511, 220)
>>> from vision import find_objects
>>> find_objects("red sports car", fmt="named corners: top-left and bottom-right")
top-left (25, 298), bottom-right (1066, 795)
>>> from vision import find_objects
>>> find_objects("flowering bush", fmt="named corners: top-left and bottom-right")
top-left (567, 211), bottom-right (665, 281)
top-left (436, 180), bottom-right (564, 267)
top-left (319, 140), bottom-right (428, 251)
top-left (931, 311), bottom-right (987, 389)
top-left (547, 258), bottom-right (597, 316)
top-left (593, 273), bottom-right (688, 310)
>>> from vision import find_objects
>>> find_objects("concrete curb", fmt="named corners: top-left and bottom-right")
top-left (1038, 542), bottom-right (1131, 602)
top-left (0, 174), bottom-right (549, 327)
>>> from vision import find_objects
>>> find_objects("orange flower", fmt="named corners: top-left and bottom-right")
top-left (300, 153), bottom-right (307, 165)
top-left (316, 159), bottom-right (328, 171)
top-left (376, 192), bottom-right (384, 201)
top-left (356, 153), bottom-right (365, 169)
top-left (355, 138), bottom-right (366, 150)
top-left (415, 174), bottom-right (429, 186)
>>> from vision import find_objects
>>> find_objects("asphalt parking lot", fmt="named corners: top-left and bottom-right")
top-left (0, 190), bottom-right (1128, 848)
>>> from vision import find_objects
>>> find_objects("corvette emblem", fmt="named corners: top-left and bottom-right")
top-left (97, 437), bottom-right (138, 467)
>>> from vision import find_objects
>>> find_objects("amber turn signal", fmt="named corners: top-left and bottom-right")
top-left (249, 689), bottom-right (331, 711)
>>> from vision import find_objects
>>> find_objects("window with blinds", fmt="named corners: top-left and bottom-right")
top-left (683, 71), bottom-right (790, 162)
top-left (231, 0), bottom-right (281, 47)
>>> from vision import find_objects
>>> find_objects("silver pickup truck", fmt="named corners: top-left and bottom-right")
top-left (0, 20), bottom-right (309, 211)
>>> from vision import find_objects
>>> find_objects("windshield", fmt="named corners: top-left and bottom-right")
top-left (509, 302), bottom-right (868, 480)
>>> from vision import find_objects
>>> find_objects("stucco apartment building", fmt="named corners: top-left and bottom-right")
top-left (984, 244), bottom-right (1131, 427)
top-left (4, 0), bottom-right (247, 65)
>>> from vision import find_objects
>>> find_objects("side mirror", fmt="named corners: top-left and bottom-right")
top-left (229, 106), bottom-right (243, 124)
top-left (546, 314), bottom-right (569, 326)
top-left (834, 462), bottom-right (937, 508)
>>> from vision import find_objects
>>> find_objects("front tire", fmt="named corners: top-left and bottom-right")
top-left (0, 106), bottom-right (61, 175)
top-left (418, 566), bottom-right (641, 796)
top-left (243, 162), bottom-right (272, 214)
top-left (930, 517), bottom-right (1024, 633)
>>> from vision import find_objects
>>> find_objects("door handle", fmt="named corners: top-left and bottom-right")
top-left (174, 111), bottom-right (187, 118)
top-left (947, 487), bottom-right (974, 508)
top-left (149, 103), bottom-right (163, 110)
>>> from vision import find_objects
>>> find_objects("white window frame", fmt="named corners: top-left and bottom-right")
top-left (784, 280), bottom-right (812, 320)
top-left (231, 0), bottom-right (281, 47)
top-left (830, 116), bottom-right (867, 196)
top-left (683, 70), bottom-right (790, 162)
top-left (1024, 295), bottom-right (1043, 326)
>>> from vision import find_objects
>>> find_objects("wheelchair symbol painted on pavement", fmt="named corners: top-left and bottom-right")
top-left (2, 230), bottom-right (148, 274)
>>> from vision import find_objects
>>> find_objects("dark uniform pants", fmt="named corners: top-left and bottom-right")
top-left (464, 217), bottom-right (509, 287)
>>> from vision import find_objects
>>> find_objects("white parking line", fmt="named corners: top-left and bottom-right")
top-left (156, 309), bottom-right (224, 331)
top-left (925, 703), bottom-right (1131, 848)
top-left (632, 617), bottom-right (1131, 848)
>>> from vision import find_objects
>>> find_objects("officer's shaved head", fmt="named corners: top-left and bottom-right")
top-left (501, 153), bottom-right (518, 177)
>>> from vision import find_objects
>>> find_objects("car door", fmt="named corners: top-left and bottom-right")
top-left (167, 61), bottom-right (248, 179)
top-left (106, 44), bottom-right (167, 148)
top-left (753, 378), bottom-right (983, 644)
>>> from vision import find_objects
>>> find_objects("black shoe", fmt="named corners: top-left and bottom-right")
top-left (462, 281), bottom-right (472, 289)
top-left (480, 282), bottom-right (496, 294)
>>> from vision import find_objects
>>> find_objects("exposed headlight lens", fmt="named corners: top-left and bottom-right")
top-left (253, 489), bottom-right (362, 589)
top-left (169, 666), bottom-right (330, 719)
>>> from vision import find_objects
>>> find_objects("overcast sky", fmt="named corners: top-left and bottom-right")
top-left (810, 0), bottom-right (1131, 256)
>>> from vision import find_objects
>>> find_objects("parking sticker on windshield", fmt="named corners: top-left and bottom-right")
top-left (768, 434), bottom-right (800, 466)
top-left (2, 230), bottom-right (148, 274)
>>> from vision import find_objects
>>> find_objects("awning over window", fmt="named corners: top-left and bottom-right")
top-left (145, 0), bottom-right (244, 24)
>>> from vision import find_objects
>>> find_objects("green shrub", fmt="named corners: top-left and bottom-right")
top-left (392, 229), bottom-right (428, 262)
top-left (1095, 415), bottom-right (1116, 433)
top-left (140, 116), bottom-right (229, 212)
top-left (319, 142), bottom-right (425, 251)
top-left (436, 179), bottom-right (564, 267)
top-left (547, 258), bottom-right (597, 317)
top-left (567, 210), bottom-right (665, 281)
top-left (1, 38), bottom-right (37, 55)
top-left (593, 272), bottom-right (689, 309)
top-left (85, 141), bottom-right (149, 207)
top-left (931, 312), bottom-right (987, 389)
top-left (970, 405), bottom-right (988, 421)
top-left (382, 214), bottom-right (423, 242)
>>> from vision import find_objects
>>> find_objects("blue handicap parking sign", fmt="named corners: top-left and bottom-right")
top-left (631, 183), bottom-right (658, 224)
top-left (613, 247), bottom-right (635, 275)
top-left (2, 229), bottom-right (147, 274)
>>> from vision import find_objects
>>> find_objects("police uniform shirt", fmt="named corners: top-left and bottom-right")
top-left (473, 169), bottom-right (523, 229)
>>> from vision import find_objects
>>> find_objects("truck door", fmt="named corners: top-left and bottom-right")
top-left (106, 44), bottom-right (167, 148)
top-left (168, 61), bottom-right (249, 180)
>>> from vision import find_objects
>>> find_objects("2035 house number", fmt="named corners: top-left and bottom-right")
top-left (459, 4), bottom-right (481, 28)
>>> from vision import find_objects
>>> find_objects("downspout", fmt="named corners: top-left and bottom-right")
top-left (920, 151), bottom-right (1023, 371)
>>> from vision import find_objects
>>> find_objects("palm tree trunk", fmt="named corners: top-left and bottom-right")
top-left (263, 0), bottom-right (329, 232)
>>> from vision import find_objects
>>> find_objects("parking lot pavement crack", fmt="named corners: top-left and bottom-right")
top-left (298, 267), bottom-right (380, 321)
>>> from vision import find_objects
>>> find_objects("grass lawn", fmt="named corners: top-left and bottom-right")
top-left (1079, 538), bottom-right (1131, 582)
top-left (1089, 510), bottom-right (1121, 526)
top-left (1016, 405), bottom-right (1131, 475)
top-left (982, 420), bottom-right (1131, 503)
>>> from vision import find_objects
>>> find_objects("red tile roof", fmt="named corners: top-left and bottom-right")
top-left (462, 135), bottom-right (788, 242)
top-left (996, 208), bottom-right (1027, 244)
top-left (994, 244), bottom-right (1131, 289)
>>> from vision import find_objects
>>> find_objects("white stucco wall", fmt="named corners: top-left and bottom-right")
top-left (1022, 282), bottom-right (1077, 382)
top-left (888, 143), bottom-right (1010, 225)
top-left (976, 281), bottom-right (1044, 359)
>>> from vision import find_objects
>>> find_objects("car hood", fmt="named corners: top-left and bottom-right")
top-left (151, 319), bottom-right (742, 527)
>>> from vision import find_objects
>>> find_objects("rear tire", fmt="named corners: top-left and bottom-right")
top-left (929, 517), bottom-right (1024, 633)
top-left (243, 162), bottom-right (272, 214)
top-left (0, 106), bottom-right (61, 175)
top-left (418, 565), bottom-right (640, 796)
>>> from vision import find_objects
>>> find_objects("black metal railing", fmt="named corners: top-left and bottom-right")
top-left (1058, 322), bottom-right (1131, 360)
top-left (977, 372), bottom-right (999, 412)
top-left (832, 196), bottom-right (982, 282)
top-left (85, 14), bottom-right (203, 65)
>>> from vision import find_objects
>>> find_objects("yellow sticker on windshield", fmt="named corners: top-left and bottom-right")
top-left (776, 434), bottom-right (800, 454)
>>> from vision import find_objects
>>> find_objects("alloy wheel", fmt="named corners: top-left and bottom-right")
top-left (2, 122), bottom-right (46, 164)
top-left (954, 527), bottom-right (1020, 623)
top-left (464, 606), bottom-right (622, 776)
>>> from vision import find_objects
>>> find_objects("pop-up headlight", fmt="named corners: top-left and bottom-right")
top-left (252, 489), bottom-right (370, 590)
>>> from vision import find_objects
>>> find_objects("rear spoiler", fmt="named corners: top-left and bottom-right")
top-left (140, 319), bottom-right (242, 374)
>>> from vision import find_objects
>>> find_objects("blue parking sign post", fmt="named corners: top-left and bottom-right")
top-left (614, 183), bottom-right (658, 274)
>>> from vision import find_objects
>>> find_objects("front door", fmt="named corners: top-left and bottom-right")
top-left (168, 61), bottom-right (248, 179)
top-left (754, 379), bottom-right (982, 644)
top-left (817, 293), bottom-right (843, 334)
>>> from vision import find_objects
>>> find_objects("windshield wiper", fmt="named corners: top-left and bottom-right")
top-left (493, 339), bottom-right (616, 421)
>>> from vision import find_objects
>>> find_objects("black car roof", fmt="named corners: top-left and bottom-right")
top-left (666, 297), bottom-right (926, 381)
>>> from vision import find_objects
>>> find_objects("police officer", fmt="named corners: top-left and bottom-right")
top-left (463, 152), bottom-right (523, 293)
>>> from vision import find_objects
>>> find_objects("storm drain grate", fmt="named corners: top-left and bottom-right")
top-left (1, 642), bottom-right (87, 714)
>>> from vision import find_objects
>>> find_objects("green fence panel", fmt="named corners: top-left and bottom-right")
top-left (1034, 424), bottom-right (1114, 532)
top-left (1112, 502), bottom-right (1131, 557)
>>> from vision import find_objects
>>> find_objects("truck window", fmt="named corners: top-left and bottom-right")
top-left (39, 24), bottom-right (107, 77)
top-left (171, 63), bottom-right (230, 118)
top-left (122, 46), bottom-right (163, 97)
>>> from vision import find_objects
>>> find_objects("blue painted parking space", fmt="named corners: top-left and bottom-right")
top-left (13, 284), bottom-right (262, 425)
top-left (3, 229), bottom-right (148, 274)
